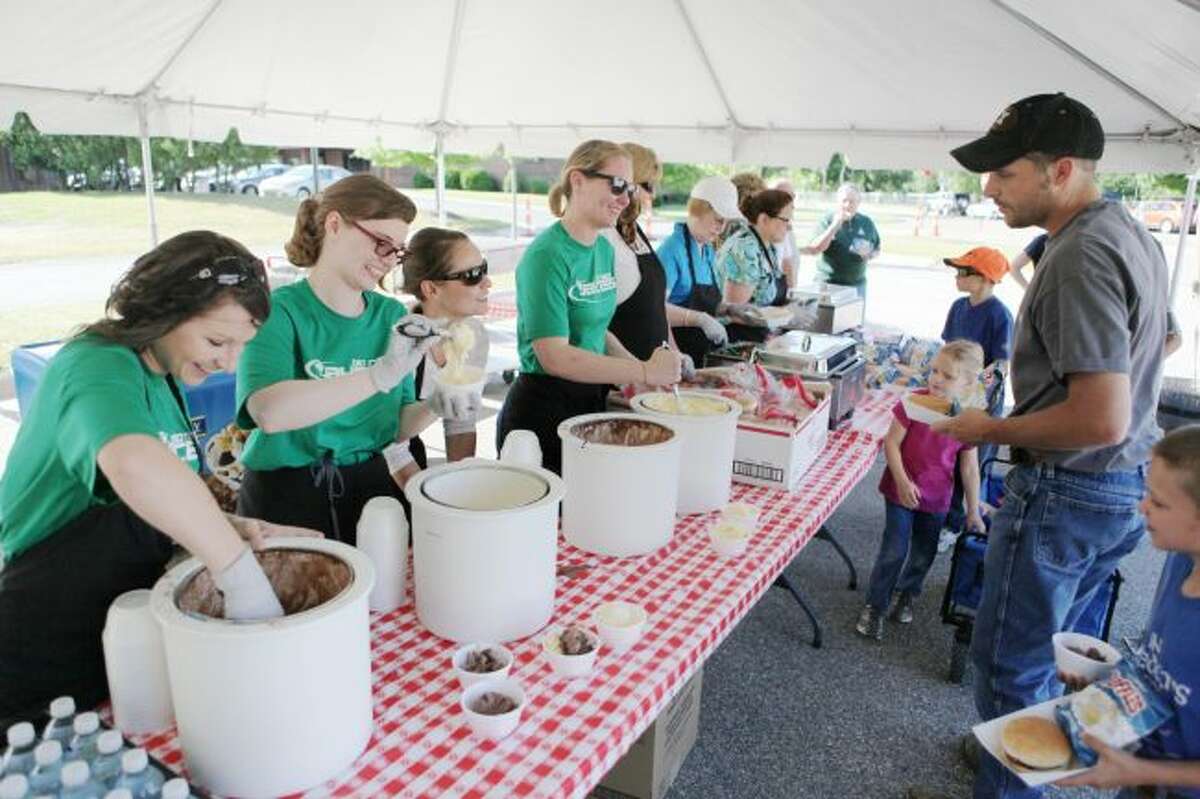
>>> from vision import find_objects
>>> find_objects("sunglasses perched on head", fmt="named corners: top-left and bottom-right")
top-left (349, 219), bottom-right (406, 261)
top-left (580, 169), bottom-right (638, 199)
top-left (436, 261), bottom-right (489, 286)
top-left (192, 255), bottom-right (268, 286)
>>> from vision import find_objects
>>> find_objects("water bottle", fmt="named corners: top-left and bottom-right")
top-left (160, 778), bottom-right (191, 799)
top-left (1, 722), bottom-right (36, 776)
top-left (26, 741), bottom-right (61, 795)
top-left (111, 750), bottom-right (162, 799)
top-left (68, 713), bottom-right (102, 762)
top-left (89, 732), bottom-right (124, 788)
top-left (103, 790), bottom-right (133, 799)
top-left (0, 774), bottom-right (29, 799)
top-left (41, 697), bottom-right (75, 745)
top-left (58, 761), bottom-right (104, 799)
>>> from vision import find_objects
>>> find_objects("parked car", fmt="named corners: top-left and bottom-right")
top-left (925, 191), bottom-right (970, 216)
top-left (230, 163), bottom-right (290, 195)
top-left (259, 165), bottom-right (352, 198)
top-left (966, 198), bottom-right (1002, 219)
top-left (1136, 199), bottom-right (1197, 234)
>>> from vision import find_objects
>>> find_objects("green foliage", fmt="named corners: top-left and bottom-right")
top-left (462, 168), bottom-right (499, 191)
top-left (658, 162), bottom-right (715, 204)
top-left (520, 177), bottom-right (551, 194)
top-left (412, 171), bottom-right (435, 189)
top-left (444, 170), bottom-right (462, 190)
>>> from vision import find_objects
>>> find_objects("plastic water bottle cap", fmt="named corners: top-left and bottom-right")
top-left (60, 760), bottom-right (90, 787)
top-left (33, 739), bottom-right (62, 765)
top-left (5, 721), bottom-right (34, 747)
top-left (0, 774), bottom-right (30, 799)
top-left (96, 730), bottom-right (123, 755)
top-left (73, 712), bottom-right (100, 735)
top-left (161, 778), bottom-right (190, 799)
top-left (104, 790), bottom-right (134, 799)
top-left (49, 696), bottom-right (75, 718)
top-left (121, 747), bottom-right (148, 773)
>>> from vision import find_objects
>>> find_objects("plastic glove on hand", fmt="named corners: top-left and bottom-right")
top-left (679, 352), bottom-right (697, 382)
top-left (369, 316), bottom-right (440, 393)
top-left (695, 312), bottom-right (729, 346)
top-left (428, 385), bottom-right (482, 423)
top-left (215, 546), bottom-right (284, 621)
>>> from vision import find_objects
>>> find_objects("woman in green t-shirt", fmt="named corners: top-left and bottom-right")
top-left (236, 175), bottom-right (466, 543)
top-left (0, 231), bottom-right (306, 718)
top-left (495, 140), bottom-right (682, 475)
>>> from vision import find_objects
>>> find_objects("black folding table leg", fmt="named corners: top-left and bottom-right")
top-left (816, 525), bottom-right (858, 590)
top-left (773, 573), bottom-right (822, 649)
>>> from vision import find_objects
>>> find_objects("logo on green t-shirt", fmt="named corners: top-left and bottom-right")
top-left (304, 358), bottom-right (377, 380)
top-left (567, 274), bottom-right (618, 304)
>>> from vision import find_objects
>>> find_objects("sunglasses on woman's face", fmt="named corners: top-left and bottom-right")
top-left (192, 255), bottom-right (268, 286)
top-left (348, 219), bottom-right (406, 261)
top-left (580, 169), bottom-right (638, 199)
top-left (437, 261), bottom-right (488, 286)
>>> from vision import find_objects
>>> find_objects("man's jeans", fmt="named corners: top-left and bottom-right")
top-left (865, 501), bottom-right (946, 611)
top-left (971, 463), bottom-right (1145, 799)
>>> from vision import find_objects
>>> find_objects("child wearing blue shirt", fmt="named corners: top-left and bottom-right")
top-left (1059, 425), bottom-right (1200, 797)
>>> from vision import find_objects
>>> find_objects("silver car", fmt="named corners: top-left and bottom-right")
top-left (259, 165), bottom-right (352, 198)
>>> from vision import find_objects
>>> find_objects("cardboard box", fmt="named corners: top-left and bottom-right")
top-left (595, 667), bottom-right (703, 799)
top-left (731, 385), bottom-right (832, 491)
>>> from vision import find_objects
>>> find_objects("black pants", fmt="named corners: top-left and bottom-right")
top-left (238, 454), bottom-right (406, 547)
top-left (0, 503), bottom-right (175, 723)
top-left (672, 326), bottom-right (715, 369)
top-left (495, 373), bottom-right (606, 476)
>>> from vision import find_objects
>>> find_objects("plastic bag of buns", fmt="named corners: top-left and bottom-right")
top-left (1054, 657), bottom-right (1173, 766)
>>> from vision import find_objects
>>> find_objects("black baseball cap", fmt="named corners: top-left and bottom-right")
top-left (951, 93), bottom-right (1105, 173)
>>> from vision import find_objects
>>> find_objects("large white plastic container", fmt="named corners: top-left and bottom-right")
top-left (406, 459), bottom-right (564, 643)
top-left (631, 392), bottom-right (741, 514)
top-left (558, 413), bottom-right (681, 557)
top-left (150, 538), bottom-right (374, 799)
top-left (103, 589), bottom-right (175, 734)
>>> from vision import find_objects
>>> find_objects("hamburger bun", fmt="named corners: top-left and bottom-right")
top-left (908, 393), bottom-right (954, 415)
top-left (1000, 716), bottom-right (1072, 771)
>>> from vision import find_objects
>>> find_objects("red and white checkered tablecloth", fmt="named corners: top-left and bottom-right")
top-left (484, 292), bottom-right (518, 321)
top-left (134, 426), bottom-right (885, 798)
top-left (849, 387), bottom-right (902, 441)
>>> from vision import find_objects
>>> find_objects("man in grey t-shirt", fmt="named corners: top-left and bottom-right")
top-left (930, 93), bottom-right (1168, 799)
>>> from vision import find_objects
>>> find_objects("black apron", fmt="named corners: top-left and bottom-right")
top-left (237, 452), bottom-right (407, 547)
top-left (607, 226), bottom-right (669, 361)
top-left (0, 502), bottom-right (176, 722)
top-left (671, 225), bottom-right (725, 367)
top-left (408, 356), bottom-right (430, 470)
top-left (725, 228), bottom-right (790, 344)
top-left (495, 373), bottom-right (606, 476)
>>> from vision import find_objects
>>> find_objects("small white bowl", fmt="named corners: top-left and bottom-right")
top-left (434, 365), bottom-right (487, 398)
top-left (1052, 632), bottom-right (1122, 684)
top-left (707, 522), bottom-right (750, 558)
top-left (460, 678), bottom-right (525, 740)
top-left (721, 502), bottom-right (760, 531)
top-left (542, 625), bottom-right (601, 679)
top-left (451, 643), bottom-right (513, 689)
top-left (592, 602), bottom-right (647, 655)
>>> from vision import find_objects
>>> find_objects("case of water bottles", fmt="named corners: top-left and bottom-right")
top-left (1, 696), bottom-right (206, 798)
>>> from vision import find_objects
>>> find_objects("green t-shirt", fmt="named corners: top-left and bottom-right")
top-left (516, 222), bottom-right (617, 374)
top-left (813, 212), bottom-right (880, 286)
top-left (0, 336), bottom-right (199, 561)
top-left (236, 280), bottom-right (416, 469)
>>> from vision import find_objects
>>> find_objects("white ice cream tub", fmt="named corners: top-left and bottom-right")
top-left (558, 413), bottom-right (682, 557)
top-left (150, 537), bottom-right (374, 799)
top-left (631, 391), bottom-right (741, 514)
top-left (406, 458), bottom-right (565, 643)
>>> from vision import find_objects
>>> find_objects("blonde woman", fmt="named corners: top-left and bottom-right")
top-left (495, 140), bottom-right (681, 474)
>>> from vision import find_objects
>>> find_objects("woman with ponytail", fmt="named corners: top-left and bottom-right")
top-left (495, 140), bottom-right (682, 475)
top-left (0, 231), bottom-right (310, 717)
top-left (236, 174), bottom-right (468, 543)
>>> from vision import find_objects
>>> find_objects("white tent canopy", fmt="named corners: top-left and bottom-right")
top-left (2, 0), bottom-right (1199, 172)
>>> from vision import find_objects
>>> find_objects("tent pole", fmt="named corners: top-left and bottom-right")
top-left (137, 100), bottom-right (159, 247)
top-left (435, 133), bottom-right (447, 226)
top-left (310, 146), bottom-right (320, 194)
top-left (1168, 170), bottom-right (1199, 306)
top-left (508, 156), bottom-right (518, 241)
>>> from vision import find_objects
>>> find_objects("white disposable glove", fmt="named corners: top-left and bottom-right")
top-left (382, 440), bottom-right (416, 473)
top-left (368, 315), bottom-right (440, 393)
top-left (679, 352), bottom-right (697, 382)
top-left (789, 301), bottom-right (818, 330)
top-left (428, 386), bottom-right (482, 424)
top-left (694, 312), bottom-right (729, 346)
top-left (723, 302), bottom-right (762, 322)
top-left (215, 546), bottom-right (284, 621)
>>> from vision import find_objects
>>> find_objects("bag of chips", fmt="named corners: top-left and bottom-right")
top-left (1054, 658), bottom-right (1174, 766)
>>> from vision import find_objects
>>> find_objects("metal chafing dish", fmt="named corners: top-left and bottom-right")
top-left (788, 282), bottom-right (865, 334)
top-left (703, 333), bottom-right (867, 428)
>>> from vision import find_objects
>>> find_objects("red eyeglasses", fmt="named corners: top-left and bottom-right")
top-left (348, 219), bottom-right (406, 261)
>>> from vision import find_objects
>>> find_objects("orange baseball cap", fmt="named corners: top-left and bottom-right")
top-left (944, 247), bottom-right (1010, 283)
